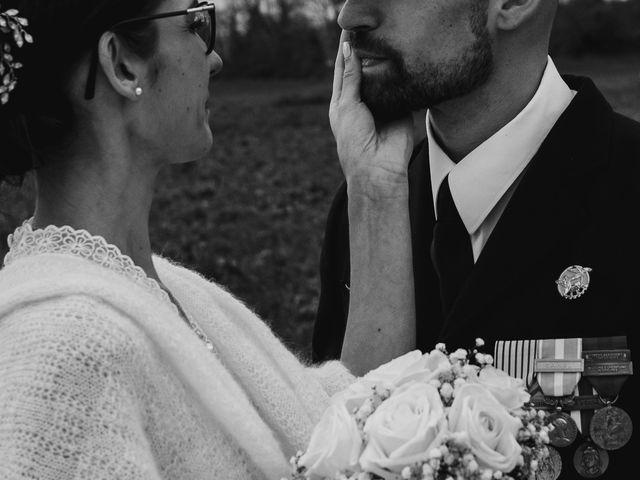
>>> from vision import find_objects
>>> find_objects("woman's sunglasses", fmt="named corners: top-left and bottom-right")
top-left (84, 2), bottom-right (216, 100)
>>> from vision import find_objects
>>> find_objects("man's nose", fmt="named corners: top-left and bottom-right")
top-left (337, 0), bottom-right (379, 32)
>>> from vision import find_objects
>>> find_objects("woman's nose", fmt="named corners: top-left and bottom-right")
top-left (338, 0), bottom-right (379, 33)
top-left (208, 50), bottom-right (224, 77)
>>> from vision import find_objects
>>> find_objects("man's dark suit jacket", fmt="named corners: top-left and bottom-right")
top-left (313, 76), bottom-right (638, 479)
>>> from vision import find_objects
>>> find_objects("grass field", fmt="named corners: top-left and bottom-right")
top-left (1, 55), bottom-right (639, 359)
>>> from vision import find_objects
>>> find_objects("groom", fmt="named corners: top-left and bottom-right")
top-left (314, 0), bottom-right (637, 478)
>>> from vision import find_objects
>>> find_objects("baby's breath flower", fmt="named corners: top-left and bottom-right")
top-left (401, 466), bottom-right (412, 479)
top-left (475, 338), bottom-right (485, 347)
top-left (480, 469), bottom-right (494, 480)
top-left (435, 343), bottom-right (447, 352)
top-left (450, 348), bottom-right (468, 361)
top-left (428, 448), bottom-right (443, 460)
top-left (493, 471), bottom-right (503, 479)
top-left (439, 382), bottom-right (454, 400)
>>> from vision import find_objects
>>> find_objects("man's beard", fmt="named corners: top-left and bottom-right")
top-left (352, 13), bottom-right (494, 124)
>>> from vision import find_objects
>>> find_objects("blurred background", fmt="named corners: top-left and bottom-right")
top-left (1, 0), bottom-right (639, 360)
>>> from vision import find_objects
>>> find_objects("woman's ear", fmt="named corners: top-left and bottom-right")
top-left (493, 0), bottom-right (544, 31)
top-left (97, 31), bottom-right (144, 101)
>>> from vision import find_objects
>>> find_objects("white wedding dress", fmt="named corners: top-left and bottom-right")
top-left (0, 220), bottom-right (354, 480)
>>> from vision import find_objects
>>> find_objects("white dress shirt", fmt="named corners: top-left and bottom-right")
top-left (427, 57), bottom-right (576, 262)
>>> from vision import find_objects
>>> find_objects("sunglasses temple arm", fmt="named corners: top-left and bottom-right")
top-left (84, 48), bottom-right (99, 100)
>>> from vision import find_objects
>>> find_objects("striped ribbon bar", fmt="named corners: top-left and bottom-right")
top-left (494, 339), bottom-right (539, 390)
top-left (536, 338), bottom-right (584, 398)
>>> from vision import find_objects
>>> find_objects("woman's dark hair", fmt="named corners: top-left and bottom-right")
top-left (0, 0), bottom-right (161, 185)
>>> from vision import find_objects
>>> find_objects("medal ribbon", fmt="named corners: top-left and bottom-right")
top-left (494, 339), bottom-right (538, 390)
top-left (581, 336), bottom-right (630, 400)
top-left (536, 338), bottom-right (583, 398)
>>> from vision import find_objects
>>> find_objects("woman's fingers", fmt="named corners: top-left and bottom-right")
top-left (339, 41), bottom-right (362, 104)
top-left (331, 31), bottom-right (349, 104)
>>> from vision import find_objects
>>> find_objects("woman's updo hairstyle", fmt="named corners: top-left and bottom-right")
top-left (0, 0), bottom-right (161, 185)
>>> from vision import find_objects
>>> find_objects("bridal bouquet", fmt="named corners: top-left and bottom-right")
top-left (289, 341), bottom-right (551, 480)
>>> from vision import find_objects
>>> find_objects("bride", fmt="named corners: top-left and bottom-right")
top-left (0, 1), bottom-right (415, 479)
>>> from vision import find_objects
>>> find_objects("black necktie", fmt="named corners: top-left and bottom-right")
top-left (430, 174), bottom-right (474, 314)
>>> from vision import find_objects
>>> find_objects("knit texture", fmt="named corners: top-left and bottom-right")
top-left (0, 221), bottom-right (355, 480)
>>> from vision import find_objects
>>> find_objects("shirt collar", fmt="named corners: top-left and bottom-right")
top-left (428, 57), bottom-right (576, 234)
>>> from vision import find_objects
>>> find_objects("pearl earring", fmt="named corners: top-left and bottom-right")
top-left (135, 87), bottom-right (143, 96)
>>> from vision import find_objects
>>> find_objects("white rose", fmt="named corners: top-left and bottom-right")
top-left (396, 349), bottom-right (451, 386)
top-left (477, 367), bottom-right (530, 411)
top-left (335, 351), bottom-right (424, 412)
top-left (299, 401), bottom-right (363, 478)
top-left (337, 349), bottom-right (452, 413)
top-left (449, 384), bottom-right (523, 473)
top-left (359, 383), bottom-right (447, 479)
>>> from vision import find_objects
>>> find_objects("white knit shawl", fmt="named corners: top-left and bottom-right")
top-left (0, 251), bottom-right (352, 479)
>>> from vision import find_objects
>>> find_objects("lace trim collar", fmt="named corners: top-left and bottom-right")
top-left (4, 219), bottom-right (173, 307)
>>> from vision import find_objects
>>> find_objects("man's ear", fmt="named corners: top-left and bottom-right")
top-left (97, 31), bottom-right (143, 100)
top-left (493, 0), bottom-right (542, 31)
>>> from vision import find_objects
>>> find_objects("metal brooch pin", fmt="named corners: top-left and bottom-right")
top-left (556, 265), bottom-right (592, 300)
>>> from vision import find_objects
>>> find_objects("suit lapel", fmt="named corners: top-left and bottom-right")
top-left (438, 76), bottom-right (612, 343)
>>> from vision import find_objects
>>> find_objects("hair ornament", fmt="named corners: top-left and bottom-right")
top-left (1, 5), bottom-right (33, 105)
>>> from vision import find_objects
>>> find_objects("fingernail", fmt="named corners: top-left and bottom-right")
top-left (342, 42), bottom-right (352, 60)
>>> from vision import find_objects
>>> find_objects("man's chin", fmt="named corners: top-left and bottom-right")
top-left (361, 85), bottom-right (414, 125)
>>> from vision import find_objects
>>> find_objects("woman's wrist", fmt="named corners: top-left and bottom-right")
top-left (346, 173), bottom-right (409, 203)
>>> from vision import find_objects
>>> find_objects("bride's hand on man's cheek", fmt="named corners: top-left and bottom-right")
top-left (329, 30), bottom-right (414, 196)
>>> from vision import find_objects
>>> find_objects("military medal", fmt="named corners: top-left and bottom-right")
top-left (536, 446), bottom-right (562, 480)
top-left (573, 442), bottom-right (609, 478)
top-left (535, 338), bottom-right (584, 449)
top-left (556, 265), bottom-right (592, 300)
top-left (582, 345), bottom-right (634, 452)
top-left (589, 404), bottom-right (633, 451)
top-left (548, 411), bottom-right (578, 448)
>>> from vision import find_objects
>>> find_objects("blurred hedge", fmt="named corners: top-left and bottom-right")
top-left (552, 0), bottom-right (640, 56)
top-left (214, 0), bottom-right (640, 80)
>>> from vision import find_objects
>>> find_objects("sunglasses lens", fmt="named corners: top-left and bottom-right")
top-left (194, 10), bottom-right (213, 52)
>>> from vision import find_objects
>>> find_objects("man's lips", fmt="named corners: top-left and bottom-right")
top-left (354, 48), bottom-right (386, 61)
top-left (354, 49), bottom-right (389, 69)
top-left (360, 57), bottom-right (389, 69)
